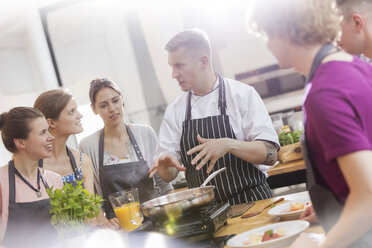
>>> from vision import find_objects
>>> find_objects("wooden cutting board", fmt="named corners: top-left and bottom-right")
top-left (230, 202), bottom-right (255, 218)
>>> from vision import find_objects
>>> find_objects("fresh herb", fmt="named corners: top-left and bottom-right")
top-left (271, 203), bottom-right (276, 208)
top-left (265, 229), bottom-right (274, 236)
top-left (279, 130), bottom-right (303, 146)
top-left (46, 180), bottom-right (102, 233)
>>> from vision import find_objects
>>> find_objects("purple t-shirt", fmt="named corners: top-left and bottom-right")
top-left (303, 57), bottom-right (372, 203)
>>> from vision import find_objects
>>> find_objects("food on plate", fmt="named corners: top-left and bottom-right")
top-left (280, 201), bottom-right (312, 213)
top-left (245, 233), bottom-right (262, 245)
top-left (262, 229), bottom-right (280, 241)
top-left (290, 202), bottom-right (305, 211)
top-left (243, 228), bottom-right (286, 245)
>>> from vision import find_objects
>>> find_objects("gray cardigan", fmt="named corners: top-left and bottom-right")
top-left (79, 123), bottom-right (173, 197)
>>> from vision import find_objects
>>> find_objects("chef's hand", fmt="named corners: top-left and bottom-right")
top-left (149, 154), bottom-right (186, 178)
top-left (289, 233), bottom-right (324, 248)
top-left (187, 134), bottom-right (231, 173)
top-left (300, 205), bottom-right (319, 223)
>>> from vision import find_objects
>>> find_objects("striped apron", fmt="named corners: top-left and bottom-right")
top-left (180, 75), bottom-right (272, 205)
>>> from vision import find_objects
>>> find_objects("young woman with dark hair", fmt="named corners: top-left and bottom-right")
top-left (0, 107), bottom-right (63, 247)
top-left (79, 78), bottom-right (173, 227)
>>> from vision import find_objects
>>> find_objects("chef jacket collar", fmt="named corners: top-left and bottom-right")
top-left (191, 74), bottom-right (220, 96)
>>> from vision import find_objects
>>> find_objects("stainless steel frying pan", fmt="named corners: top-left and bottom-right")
top-left (141, 167), bottom-right (226, 220)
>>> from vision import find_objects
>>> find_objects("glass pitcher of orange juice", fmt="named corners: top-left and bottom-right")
top-left (109, 188), bottom-right (143, 231)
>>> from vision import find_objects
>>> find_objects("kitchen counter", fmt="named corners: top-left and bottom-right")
top-left (268, 160), bottom-right (306, 176)
top-left (215, 191), bottom-right (323, 247)
top-left (267, 160), bottom-right (306, 189)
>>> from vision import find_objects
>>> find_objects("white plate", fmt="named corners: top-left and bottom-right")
top-left (226, 220), bottom-right (309, 248)
top-left (268, 198), bottom-right (311, 220)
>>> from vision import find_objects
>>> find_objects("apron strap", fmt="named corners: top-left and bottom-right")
top-left (8, 161), bottom-right (16, 204)
top-left (306, 43), bottom-right (339, 83)
top-left (217, 74), bottom-right (227, 115)
top-left (126, 125), bottom-right (145, 161)
top-left (39, 170), bottom-right (50, 190)
top-left (37, 147), bottom-right (81, 181)
top-left (8, 160), bottom-right (49, 203)
top-left (185, 74), bottom-right (227, 121)
top-left (303, 42), bottom-right (342, 194)
top-left (38, 159), bottom-right (43, 168)
top-left (185, 91), bottom-right (192, 121)
top-left (66, 146), bottom-right (81, 181)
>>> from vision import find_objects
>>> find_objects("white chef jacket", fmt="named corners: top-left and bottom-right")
top-left (155, 76), bottom-right (279, 176)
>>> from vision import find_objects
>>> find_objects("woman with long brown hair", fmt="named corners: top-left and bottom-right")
top-left (35, 89), bottom-right (123, 228)
top-left (79, 78), bottom-right (173, 224)
top-left (34, 89), bottom-right (94, 193)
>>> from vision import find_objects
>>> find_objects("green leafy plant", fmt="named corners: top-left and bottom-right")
top-left (279, 130), bottom-right (303, 146)
top-left (46, 180), bottom-right (102, 235)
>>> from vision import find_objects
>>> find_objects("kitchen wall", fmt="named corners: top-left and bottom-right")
top-left (0, 2), bottom-right (60, 165)
top-left (0, 0), bottom-right (288, 165)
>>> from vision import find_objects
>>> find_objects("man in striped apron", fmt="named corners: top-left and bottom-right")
top-left (150, 29), bottom-right (279, 205)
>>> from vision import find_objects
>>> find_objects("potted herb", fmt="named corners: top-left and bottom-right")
top-left (46, 180), bottom-right (102, 238)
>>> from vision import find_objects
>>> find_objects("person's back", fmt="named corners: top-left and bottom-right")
top-left (247, 0), bottom-right (372, 246)
top-left (305, 57), bottom-right (372, 203)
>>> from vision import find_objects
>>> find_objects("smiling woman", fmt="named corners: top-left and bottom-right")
top-left (0, 107), bottom-right (63, 247)
top-left (34, 89), bottom-right (94, 194)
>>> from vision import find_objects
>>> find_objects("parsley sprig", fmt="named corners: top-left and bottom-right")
top-left (46, 180), bottom-right (102, 233)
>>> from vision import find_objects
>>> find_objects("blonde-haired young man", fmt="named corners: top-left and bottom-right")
top-left (337, 0), bottom-right (372, 60)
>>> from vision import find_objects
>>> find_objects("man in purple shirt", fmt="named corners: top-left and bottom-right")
top-left (305, 57), bottom-right (372, 203)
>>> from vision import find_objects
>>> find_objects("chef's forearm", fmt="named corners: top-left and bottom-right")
top-left (157, 167), bottom-right (179, 183)
top-left (228, 139), bottom-right (277, 165)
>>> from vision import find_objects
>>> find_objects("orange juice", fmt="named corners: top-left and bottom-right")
top-left (114, 202), bottom-right (142, 231)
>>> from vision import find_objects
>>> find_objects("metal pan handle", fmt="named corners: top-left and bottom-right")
top-left (201, 167), bottom-right (226, 187)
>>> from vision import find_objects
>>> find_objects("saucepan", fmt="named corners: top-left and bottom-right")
top-left (141, 167), bottom-right (226, 221)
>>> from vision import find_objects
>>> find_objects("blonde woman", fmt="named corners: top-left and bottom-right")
top-left (248, 0), bottom-right (372, 247)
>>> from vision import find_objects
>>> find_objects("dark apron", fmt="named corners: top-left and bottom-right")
top-left (303, 43), bottom-right (372, 247)
top-left (39, 146), bottom-right (82, 187)
top-left (98, 125), bottom-right (159, 219)
top-left (180, 75), bottom-right (273, 205)
top-left (3, 161), bottom-right (57, 248)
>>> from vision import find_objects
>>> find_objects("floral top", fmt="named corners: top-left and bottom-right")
top-left (62, 152), bottom-right (83, 184)
top-left (103, 141), bottom-right (134, 166)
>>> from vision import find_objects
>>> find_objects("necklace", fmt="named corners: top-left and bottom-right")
top-left (14, 167), bottom-right (42, 197)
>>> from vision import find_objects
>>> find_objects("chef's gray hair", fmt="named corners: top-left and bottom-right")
top-left (165, 28), bottom-right (212, 59)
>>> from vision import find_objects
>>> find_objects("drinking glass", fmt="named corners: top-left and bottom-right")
top-left (108, 188), bottom-right (143, 232)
